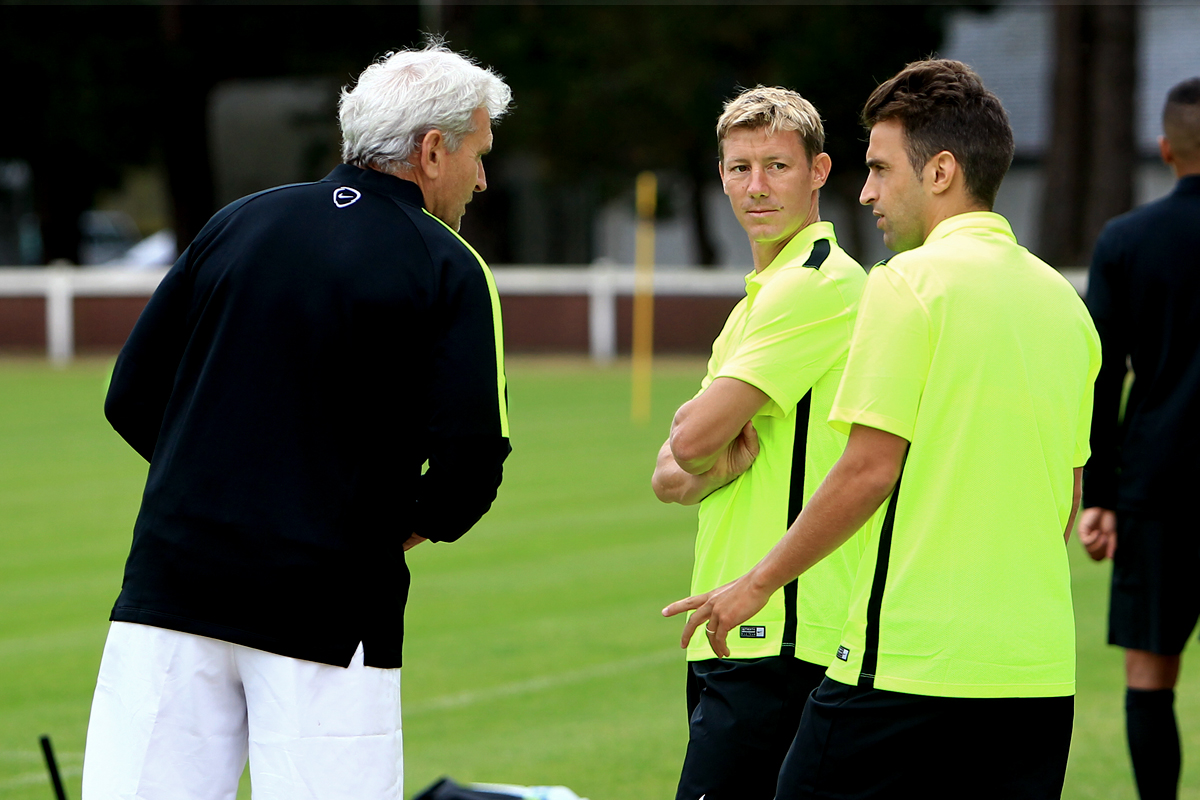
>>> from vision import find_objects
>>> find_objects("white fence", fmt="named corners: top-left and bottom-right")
top-left (0, 268), bottom-right (170, 364)
top-left (0, 265), bottom-right (1089, 364)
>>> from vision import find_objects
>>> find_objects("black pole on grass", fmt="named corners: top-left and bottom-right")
top-left (39, 735), bottom-right (68, 800)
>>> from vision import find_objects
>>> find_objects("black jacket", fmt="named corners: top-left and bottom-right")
top-left (105, 164), bottom-right (511, 667)
top-left (1083, 174), bottom-right (1200, 513)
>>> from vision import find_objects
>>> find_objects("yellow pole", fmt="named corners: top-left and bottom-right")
top-left (631, 171), bottom-right (656, 424)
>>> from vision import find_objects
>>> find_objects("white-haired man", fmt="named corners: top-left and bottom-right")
top-left (82, 43), bottom-right (512, 800)
top-left (653, 86), bottom-right (866, 800)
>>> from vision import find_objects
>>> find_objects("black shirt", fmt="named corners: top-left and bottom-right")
top-left (105, 164), bottom-right (511, 668)
top-left (1083, 174), bottom-right (1200, 513)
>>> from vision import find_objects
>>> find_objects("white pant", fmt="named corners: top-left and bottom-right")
top-left (82, 622), bottom-right (403, 800)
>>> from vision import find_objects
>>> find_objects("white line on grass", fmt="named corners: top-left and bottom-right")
top-left (405, 650), bottom-right (678, 716)
top-left (0, 764), bottom-right (81, 790)
top-left (0, 654), bottom-right (677, 782)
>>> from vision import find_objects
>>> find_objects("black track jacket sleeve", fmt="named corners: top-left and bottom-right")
top-left (1082, 223), bottom-right (1126, 509)
top-left (105, 254), bottom-right (194, 461)
top-left (1082, 175), bottom-right (1200, 513)
top-left (104, 193), bottom-right (253, 462)
top-left (412, 220), bottom-right (511, 543)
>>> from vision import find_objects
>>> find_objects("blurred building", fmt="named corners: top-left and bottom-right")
top-left (209, 77), bottom-right (342, 208)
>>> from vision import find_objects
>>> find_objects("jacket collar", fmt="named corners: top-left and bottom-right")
top-left (1174, 174), bottom-right (1200, 197)
top-left (321, 163), bottom-right (426, 208)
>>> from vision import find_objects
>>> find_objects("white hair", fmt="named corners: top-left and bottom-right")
top-left (339, 41), bottom-right (512, 172)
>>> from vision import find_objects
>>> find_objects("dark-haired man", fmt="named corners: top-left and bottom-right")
top-left (1079, 76), bottom-right (1200, 800)
top-left (666, 59), bottom-right (1100, 798)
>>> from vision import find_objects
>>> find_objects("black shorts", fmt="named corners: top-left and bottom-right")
top-left (777, 678), bottom-right (1073, 800)
top-left (676, 656), bottom-right (827, 800)
top-left (1109, 512), bottom-right (1200, 655)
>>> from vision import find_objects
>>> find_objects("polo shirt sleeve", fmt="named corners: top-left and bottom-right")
top-left (715, 266), bottom-right (852, 418)
top-left (829, 263), bottom-right (930, 441)
top-left (1075, 317), bottom-right (1103, 469)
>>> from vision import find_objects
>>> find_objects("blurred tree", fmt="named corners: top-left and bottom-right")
top-left (0, 4), bottom-right (948, 266)
top-left (1040, 4), bottom-right (1137, 266)
top-left (148, 6), bottom-right (419, 252)
top-left (0, 5), bottom-right (420, 263)
top-left (452, 4), bottom-right (947, 265)
top-left (0, 9), bottom-right (161, 262)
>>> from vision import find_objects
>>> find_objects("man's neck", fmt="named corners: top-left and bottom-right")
top-left (920, 199), bottom-right (990, 242)
top-left (371, 163), bottom-right (418, 185)
top-left (749, 201), bottom-right (821, 273)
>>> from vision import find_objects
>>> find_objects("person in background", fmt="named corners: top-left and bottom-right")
top-left (1079, 76), bottom-right (1200, 800)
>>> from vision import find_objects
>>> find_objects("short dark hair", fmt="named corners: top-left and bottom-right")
top-left (861, 59), bottom-right (1014, 209)
top-left (1163, 77), bottom-right (1200, 159)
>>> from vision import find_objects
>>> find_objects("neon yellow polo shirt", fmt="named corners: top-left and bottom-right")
top-left (825, 212), bottom-right (1101, 697)
top-left (689, 221), bottom-right (867, 663)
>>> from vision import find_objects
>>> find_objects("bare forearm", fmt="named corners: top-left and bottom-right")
top-left (669, 404), bottom-right (723, 474)
top-left (653, 441), bottom-right (728, 505)
top-left (670, 379), bottom-right (769, 474)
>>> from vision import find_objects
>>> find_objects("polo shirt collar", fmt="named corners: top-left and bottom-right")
top-left (747, 220), bottom-right (837, 290)
top-left (1174, 174), bottom-right (1200, 197)
top-left (321, 163), bottom-right (427, 208)
top-left (923, 211), bottom-right (1015, 245)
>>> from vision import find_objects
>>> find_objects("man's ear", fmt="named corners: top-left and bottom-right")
top-left (717, 158), bottom-right (729, 196)
top-left (416, 129), bottom-right (446, 178)
top-left (810, 152), bottom-right (832, 189)
top-left (927, 151), bottom-right (958, 196)
top-left (1160, 135), bottom-right (1175, 168)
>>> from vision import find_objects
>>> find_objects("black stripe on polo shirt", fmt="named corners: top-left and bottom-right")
top-left (780, 389), bottom-right (813, 657)
top-left (858, 465), bottom-right (905, 688)
top-left (805, 239), bottom-right (831, 269)
top-left (867, 254), bottom-right (894, 273)
top-left (778, 240), bottom-right (829, 658)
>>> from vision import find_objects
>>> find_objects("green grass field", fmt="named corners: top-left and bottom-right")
top-left (0, 356), bottom-right (1197, 799)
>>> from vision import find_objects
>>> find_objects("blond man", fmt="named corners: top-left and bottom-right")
top-left (654, 86), bottom-right (867, 800)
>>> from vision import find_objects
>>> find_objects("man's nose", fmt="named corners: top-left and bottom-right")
top-left (748, 167), bottom-right (769, 197)
top-left (475, 162), bottom-right (487, 193)
top-left (859, 177), bottom-right (875, 206)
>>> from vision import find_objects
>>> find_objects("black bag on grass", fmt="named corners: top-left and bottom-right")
top-left (411, 777), bottom-right (523, 800)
